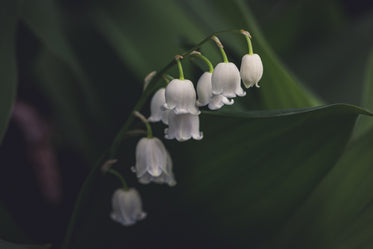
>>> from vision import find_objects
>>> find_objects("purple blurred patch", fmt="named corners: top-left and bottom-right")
top-left (12, 101), bottom-right (62, 204)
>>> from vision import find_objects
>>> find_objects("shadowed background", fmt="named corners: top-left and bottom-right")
top-left (1, 0), bottom-right (373, 248)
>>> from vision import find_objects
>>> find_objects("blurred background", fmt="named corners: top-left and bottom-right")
top-left (1, 0), bottom-right (372, 248)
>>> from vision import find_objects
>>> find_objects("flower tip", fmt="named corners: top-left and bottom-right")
top-left (195, 132), bottom-right (204, 140)
top-left (143, 70), bottom-right (157, 90)
top-left (190, 50), bottom-right (201, 55)
top-left (174, 55), bottom-right (183, 60)
top-left (211, 36), bottom-right (223, 48)
top-left (168, 180), bottom-right (177, 187)
top-left (101, 159), bottom-right (118, 173)
top-left (240, 29), bottom-right (252, 39)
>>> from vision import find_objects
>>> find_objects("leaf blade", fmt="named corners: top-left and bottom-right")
top-left (355, 49), bottom-right (373, 138)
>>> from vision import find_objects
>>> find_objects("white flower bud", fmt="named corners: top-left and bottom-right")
top-left (133, 137), bottom-right (176, 186)
top-left (196, 72), bottom-right (234, 110)
top-left (148, 88), bottom-right (169, 125)
top-left (211, 62), bottom-right (246, 98)
top-left (163, 79), bottom-right (200, 115)
top-left (110, 188), bottom-right (146, 226)
top-left (165, 112), bottom-right (203, 142)
top-left (240, 53), bottom-right (263, 88)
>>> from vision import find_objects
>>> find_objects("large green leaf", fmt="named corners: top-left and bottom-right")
top-left (63, 104), bottom-right (371, 249)
top-left (178, 104), bottom-right (369, 247)
top-left (260, 122), bottom-right (373, 249)
top-left (0, 0), bottom-right (18, 142)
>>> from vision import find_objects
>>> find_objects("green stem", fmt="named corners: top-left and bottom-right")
top-left (212, 35), bottom-right (229, 63)
top-left (193, 53), bottom-right (214, 73)
top-left (62, 29), bottom-right (242, 249)
top-left (133, 111), bottom-right (153, 138)
top-left (219, 46), bottom-right (229, 63)
top-left (107, 169), bottom-right (128, 190)
top-left (244, 35), bottom-right (253, 55)
top-left (145, 121), bottom-right (152, 138)
top-left (176, 58), bottom-right (184, 80)
top-left (163, 74), bottom-right (174, 83)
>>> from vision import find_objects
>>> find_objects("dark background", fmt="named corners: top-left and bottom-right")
top-left (1, 0), bottom-right (372, 248)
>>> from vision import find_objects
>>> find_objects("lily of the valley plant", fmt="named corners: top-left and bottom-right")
top-left (102, 29), bottom-right (263, 226)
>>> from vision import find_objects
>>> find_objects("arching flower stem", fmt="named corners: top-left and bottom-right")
top-left (212, 36), bottom-right (229, 63)
top-left (133, 111), bottom-right (153, 138)
top-left (107, 169), bottom-right (128, 190)
top-left (175, 55), bottom-right (184, 80)
top-left (241, 29), bottom-right (253, 55)
top-left (191, 51), bottom-right (214, 73)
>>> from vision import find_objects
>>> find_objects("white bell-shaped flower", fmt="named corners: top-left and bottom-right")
top-left (133, 137), bottom-right (176, 186)
top-left (165, 112), bottom-right (203, 142)
top-left (196, 72), bottom-right (234, 110)
top-left (240, 53), bottom-right (263, 88)
top-left (110, 188), bottom-right (146, 226)
top-left (211, 62), bottom-right (246, 98)
top-left (163, 79), bottom-right (200, 115)
top-left (136, 151), bottom-right (176, 186)
top-left (196, 72), bottom-right (213, 107)
top-left (148, 88), bottom-right (169, 125)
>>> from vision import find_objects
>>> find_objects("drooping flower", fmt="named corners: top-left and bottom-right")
top-left (135, 151), bottom-right (176, 186)
top-left (163, 79), bottom-right (200, 115)
top-left (196, 72), bottom-right (212, 107)
top-left (240, 53), bottom-right (263, 88)
top-left (211, 62), bottom-right (246, 98)
top-left (133, 137), bottom-right (176, 186)
top-left (110, 188), bottom-right (147, 226)
top-left (196, 72), bottom-right (234, 110)
top-left (148, 88), bottom-right (169, 125)
top-left (165, 112), bottom-right (203, 142)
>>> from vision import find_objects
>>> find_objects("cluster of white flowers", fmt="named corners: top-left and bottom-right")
top-left (108, 30), bottom-right (263, 227)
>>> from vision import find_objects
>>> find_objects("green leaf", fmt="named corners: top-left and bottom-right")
top-left (0, 0), bottom-right (18, 142)
top-left (178, 104), bottom-right (369, 247)
top-left (260, 120), bottom-right (373, 249)
top-left (93, 0), bottom-right (207, 80)
top-left (355, 49), bottom-right (373, 138)
top-left (63, 104), bottom-right (371, 249)
top-left (286, 13), bottom-right (373, 106)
